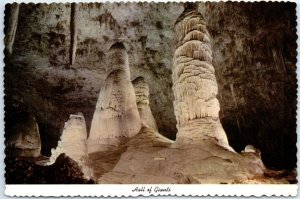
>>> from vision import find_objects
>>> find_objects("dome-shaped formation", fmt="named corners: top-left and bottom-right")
top-left (88, 42), bottom-right (141, 153)
top-left (5, 112), bottom-right (41, 158)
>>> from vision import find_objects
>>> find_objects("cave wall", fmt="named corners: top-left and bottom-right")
top-left (205, 2), bottom-right (297, 169)
top-left (4, 2), bottom-right (297, 169)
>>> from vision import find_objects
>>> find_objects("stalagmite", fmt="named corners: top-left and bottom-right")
top-left (132, 77), bottom-right (158, 131)
top-left (172, 4), bottom-right (231, 148)
top-left (88, 42), bottom-right (141, 153)
top-left (49, 113), bottom-right (87, 164)
top-left (6, 114), bottom-right (41, 158)
top-left (48, 113), bottom-right (90, 178)
top-left (69, 3), bottom-right (79, 66)
top-left (131, 76), bottom-right (172, 143)
top-left (4, 3), bottom-right (19, 55)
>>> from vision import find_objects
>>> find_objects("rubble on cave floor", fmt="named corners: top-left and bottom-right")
top-left (5, 153), bottom-right (94, 184)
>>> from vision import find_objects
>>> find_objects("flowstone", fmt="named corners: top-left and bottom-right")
top-left (88, 42), bottom-right (141, 153)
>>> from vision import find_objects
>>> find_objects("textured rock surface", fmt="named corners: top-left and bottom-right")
top-left (96, 6), bottom-right (266, 184)
top-left (5, 153), bottom-right (95, 184)
top-left (88, 42), bottom-right (141, 153)
top-left (172, 4), bottom-right (229, 148)
top-left (48, 113), bottom-right (91, 177)
top-left (4, 2), bottom-right (297, 169)
top-left (49, 113), bottom-right (87, 163)
top-left (97, 127), bottom-right (278, 184)
top-left (5, 111), bottom-right (41, 158)
top-left (4, 3), bottom-right (19, 55)
top-left (132, 76), bottom-right (158, 131)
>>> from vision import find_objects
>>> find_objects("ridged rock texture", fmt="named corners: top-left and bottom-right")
top-left (172, 4), bottom-right (230, 149)
top-left (4, 2), bottom-right (296, 171)
top-left (48, 113), bottom-right (89, 176)
top-left (132, 77), bottom-right (158, 131)
top-left (88, 42), bottom-right (141, 153)
top-left (5, 111), bottom-right (41, 158)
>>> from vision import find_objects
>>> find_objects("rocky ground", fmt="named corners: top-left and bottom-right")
top-left (5, 153), bottom-right (94, 184)
top-left (5, 128), bottom-right (297, 184)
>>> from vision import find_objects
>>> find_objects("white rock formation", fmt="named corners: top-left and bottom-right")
top-left (243, 145), bottom-right (261, 155)
top-left (49, 113), bottom-right (88, 168)
top-left (6, 114), bottom-right (41, 158)
top-left (132, 77), bottom-right (158, 131)
top-left (172, 5), bottom-right (230, 148)
top-left (88, 42), bottom-right (141, 153)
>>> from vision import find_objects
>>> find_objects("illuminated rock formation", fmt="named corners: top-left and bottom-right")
top-left (49, 113), bottom-right (87, 163)
top-left (88, 42), bottom-right (141, 153)
top-left (172, 4), bottom-right (230, 148)
top-left (132, 77), bottom-right (158, 131)
top-left (6, 113), bottom-right (41, 158)
top-left (48, 113), bottom-right (91, 178)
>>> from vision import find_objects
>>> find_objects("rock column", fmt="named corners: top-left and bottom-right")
top-left (88, 42), bottom-right (141, 153)
top-left (49, 113), bottom-right (87, 164)
top-left (6, 113), bottom-right (41, 158)
top-left (172, 4), bottom-right (230, 147)
top-left (5, 3), bottom-right (19, 55)
top-left (49, 113), bottom-right (90, 178)
top-left (132, 77), bottom-right (158, 131)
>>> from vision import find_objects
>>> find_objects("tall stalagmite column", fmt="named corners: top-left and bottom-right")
top-left (5, 3), bottom-right (20, 55)
top-left (88, 42), bottom-right (141, 153)
top-left (173, 4), bottom-right (230, 147)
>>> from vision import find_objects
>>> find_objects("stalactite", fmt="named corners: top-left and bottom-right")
top-left (172, 4), bottom-right (231, 148)
top-left (5, 3), bottom-right (20, 55)
top-left (69, 3), bottom-right (79, 66)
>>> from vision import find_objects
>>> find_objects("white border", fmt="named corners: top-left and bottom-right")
top-left (5, 185), bottom-right (298, 197)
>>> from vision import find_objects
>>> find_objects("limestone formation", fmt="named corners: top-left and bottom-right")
top-left (132, 77), bottom-right (158, 131)
top-left (5, 3), bottom-right (19, 55)
top-left (243, 145), bottom-right (261, 156)
top-left (48, 113), bottom-right (91, 178)
top-left (6, 113), bottom-right (41, 158)
top-left (88, 42), bottom-right (141, 153)
top-left (172, 4), bottom-right (230, 148)
top-left (49, 113), bottom-right (87, 164)
top-left (70, 3), bottom-right (79, 66)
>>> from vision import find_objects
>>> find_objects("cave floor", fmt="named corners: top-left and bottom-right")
top-left (86, 128), bottom-right (297, 184)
